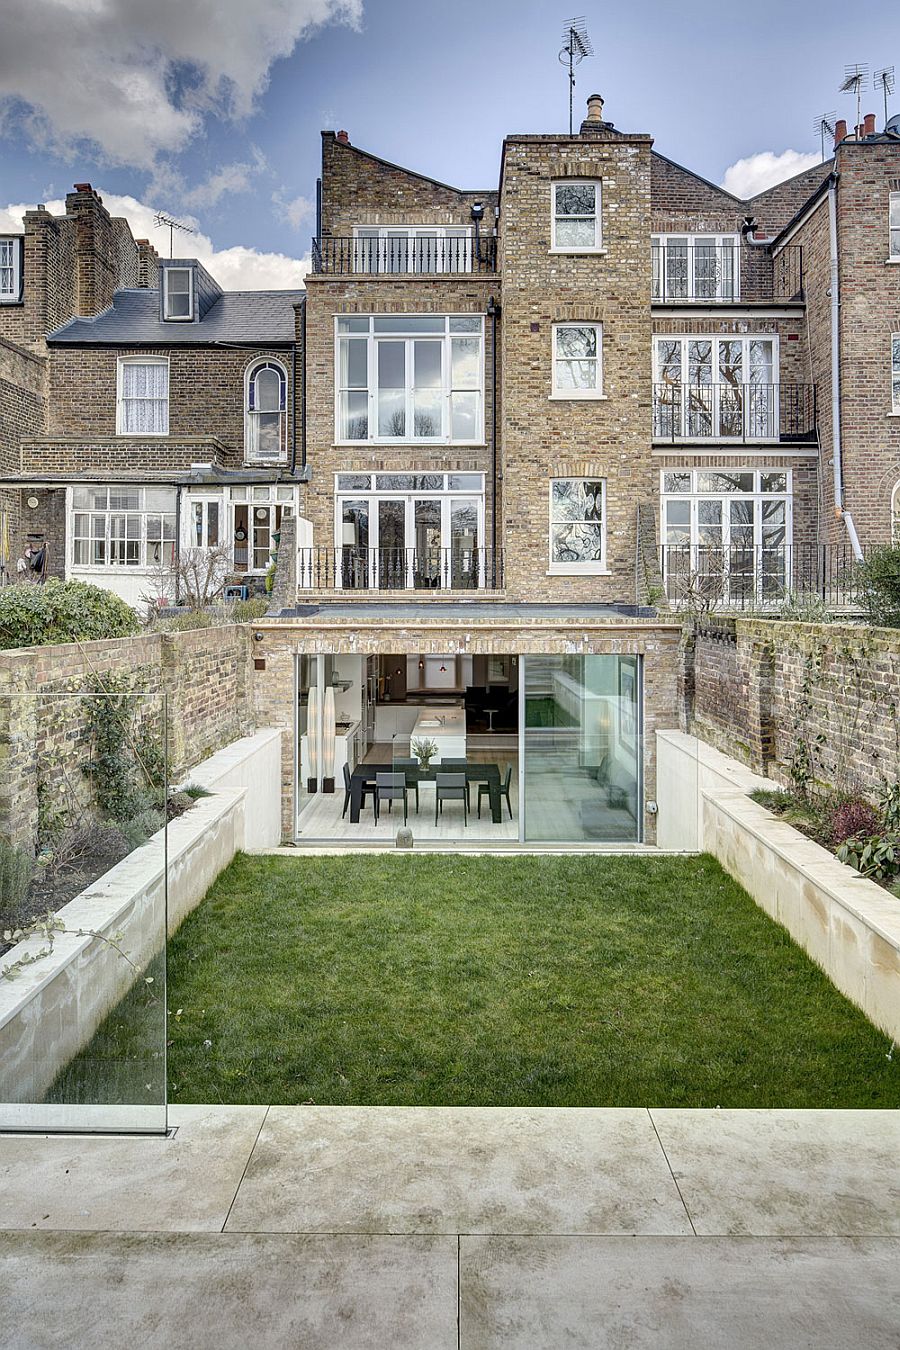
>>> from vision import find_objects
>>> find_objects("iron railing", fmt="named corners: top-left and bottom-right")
top-left (299, 546), bottom-right (504, 591)
top-left (651, 242), bottom-right (803, 303)
top-left (311, 235), bottom-right (498, 275)
top-left (652, 383), bottom-right (817, 443)
top-left (659, 543), bottom-right (866, 610)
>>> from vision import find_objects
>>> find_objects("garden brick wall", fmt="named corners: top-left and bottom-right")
top-left (0, 624), bottom-right (254, 851)
top-left (686, 616), bottom-right (900, 797)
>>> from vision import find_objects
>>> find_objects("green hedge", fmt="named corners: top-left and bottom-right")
top-left (0, 579), bottom-right (139, 650)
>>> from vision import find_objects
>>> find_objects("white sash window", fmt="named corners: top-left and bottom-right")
top-left (117, 358), bottom-right (169, 435)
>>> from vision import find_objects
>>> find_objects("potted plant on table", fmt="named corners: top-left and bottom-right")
top-left (411, 737), bottom-right (438, 772)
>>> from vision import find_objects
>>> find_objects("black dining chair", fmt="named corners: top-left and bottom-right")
top-left (478, 764), bottom-right (513, 820)
top-left (439, 758), bottom-right (470, 807)
top-left (342, 762), bottom-right (375, 818)
top-left (393, 757), bottom-right (420, 814)
top-left (435, 772), bottom-right (467, 826)
top-left (374, 771), bottom-right (408, 824)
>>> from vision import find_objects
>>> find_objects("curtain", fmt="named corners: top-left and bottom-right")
top-left (121, 362), bottom-right (168, 434)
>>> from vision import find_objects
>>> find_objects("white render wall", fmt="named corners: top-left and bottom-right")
top-left (182, 728), bottom-right (282, 850)
top-left (657, 730), bottom-right (900, 1043)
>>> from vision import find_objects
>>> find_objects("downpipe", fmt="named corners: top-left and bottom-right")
top-left (826, 174), bottom-right (863, 560)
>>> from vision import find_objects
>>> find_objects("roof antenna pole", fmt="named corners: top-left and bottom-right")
top-left (558, 18), bottom-right (593, 135)
top-left (840, 64), bottom-right (869, 138)
top-left (875, 67), bottom-right (895, 131)
top-left (153, 211), bottom-right (196, 259)
top-left (813, 111), bottom-right (836, 162)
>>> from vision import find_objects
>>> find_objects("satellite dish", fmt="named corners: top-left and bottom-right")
top-left (887, 112), bottom-right (900, 135)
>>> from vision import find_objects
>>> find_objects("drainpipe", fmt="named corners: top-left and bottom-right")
top-left (486, 296), bottom-right (500, 579)
top-left (174, 484), bottom-right (182, 605)
top-left (826, 173), bottom-right (862, 559)
top-left (301, 295), bottom-right (307, 473)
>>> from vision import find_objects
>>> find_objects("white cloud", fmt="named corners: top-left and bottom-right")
top-left (720, 150), bottom-right (823, 199)
top-left (184, 149), bottom-right (269, 209)
top-left (0, 0), bottom-right (363, 170)
top-left (0, 191), bottom-right (309, 291)
top-left (272, 191), bottom-right (315, 230)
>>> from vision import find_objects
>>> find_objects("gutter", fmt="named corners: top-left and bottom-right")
top-left (826, 172), bottom-right (862, 560)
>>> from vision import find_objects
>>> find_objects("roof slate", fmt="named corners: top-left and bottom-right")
top-left (48, 287), bottom-right (304, 345)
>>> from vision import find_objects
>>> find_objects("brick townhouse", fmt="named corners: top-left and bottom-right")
top-left (0, 185), bottom-right (306, 605)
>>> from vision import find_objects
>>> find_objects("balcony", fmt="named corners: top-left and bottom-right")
top-left (299, 547), bottom-right (504, 591)
top-left (652, 383), bottom-right (817, 444)
top-left (651, 242), bottom-right (803, 304)
top-left (660, 543), bottom-right (865, 610)
top-left (311, 235), bottom-right (498, 276)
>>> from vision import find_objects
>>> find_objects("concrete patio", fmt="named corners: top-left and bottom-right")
top-left (1, 1105), bottom-right (898, 1348)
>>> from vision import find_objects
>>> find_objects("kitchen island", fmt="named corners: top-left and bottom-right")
top-left (411, 705), bottom-right (466, 763)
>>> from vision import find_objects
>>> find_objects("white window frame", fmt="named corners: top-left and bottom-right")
top-left (892, 333), bottom-right (900, 413)
top-left (652, 334), bottom-right (779, 440)
top-left (548, 477), bottom-right (607, 575)
top-left (334, 315), bottom-right (484, 445)
top-left (550, 180), bottom-right (603, 253)
top-left (651, 233), bottom-right (741, 302)
top-left (892, 480), bottom-right (900, 544)
top-left (244, 359), bottom-right (288, 464)
top-left (550, 322), bottom-right (604, 399)
top-left (332, 472), bottom-right (486, 590)
top-left (116, 356), bottom-right (170, 436)
top-left (227, 483), bottom-right (297, 575)
top-left (162, 266), bottom-right (194, 321)
top-left (659, 467), bottom-right (793, 601)
top-left (351, 226), bottom-right (474, 273)
top-left (68, 486), bottom-right (177, 571)
top-left (889, 193), bottom-right (900, 261)
top-left (0, 237), bottom-right (22, 302)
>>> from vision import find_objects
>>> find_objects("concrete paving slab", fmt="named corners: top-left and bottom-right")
top-left (0, 1230), bottom-right (457, 1350)
top-left (225, 1105), bottom-right (691, 1236)
top-left (459, 1235), bottom-right (900, 1349)
top-left (0, 1104), bottom-right (267, 1233)
top-left (650, 1109), bottom-right (900, 1235)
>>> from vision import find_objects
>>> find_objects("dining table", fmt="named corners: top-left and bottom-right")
top-left (349, 760), bottom-right (503, 824)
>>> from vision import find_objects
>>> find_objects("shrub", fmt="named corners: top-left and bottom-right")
top-left (0, 579), bottom-right (139, 650)
top-left (829, 798), bottom-right (880, 846)
top-left (879, 782), bottom-right (900, 833)
top-left (853, 546), bottom-right (900, 627)
top-left (836, 835), bottom-right (900, 882)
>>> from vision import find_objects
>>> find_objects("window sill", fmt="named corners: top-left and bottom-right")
top-left (546, 565), bottom-right (611, 576)
top-left (115, 431), bottom-right (169, 438)
top-left (333, 440), bottom-right (487, 449)
top-left (549, 247), bottom-right (607, 256)
top-left (548, 392), bottom-right (608, 401)
top-left (885, 258), bottom-right (900, 264)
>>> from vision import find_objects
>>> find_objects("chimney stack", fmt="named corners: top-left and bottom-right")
top-left (863, 112), bottom-right (877, 136)
top-left (336, 129), bottom-right (350, 145)
top-left (585, 93), bottom-right (604, 124)
top-left (834, 119), bottom-right (847, 147)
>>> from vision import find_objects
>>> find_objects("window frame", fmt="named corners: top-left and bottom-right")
top-left (651, 232), bottom-right (741, 302)
top-left (162, 266), bottom-right (194, 321)
top-left (550, 180), bottom-right (603, 253)
top-left (652, 334), bottom-right (779, 440)
top-left (115, 356), bottom-right (170, 436)
top-left (892, 333), bottom-right (900, 413)
top-left (550, 321), bottom-right (605, 399)
top-left (0, 236), bottom-right (23, 303)
top-left (334, 314), bottom-right (485, 446)
top-left (889, 193), bottom-right (900, 261)
top-left (351, 225), bottom-right (474, 273)
top-left (68, 485), bottom-right (177, 571)
top-left (244, 358), bottom-right (288, 464)
top-left (548, 477), bottom-right (608, 575)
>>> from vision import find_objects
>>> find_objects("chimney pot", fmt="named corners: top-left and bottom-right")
top-left (585, 93), bottom-right (604, 124)
top-left (864, 112), bottom-right (877, 136)
top-left (834, 119), bottom-right (847, 147)
top-left (73, 182), bottom-right (92, 192)
top-left (336, 130), bottom-right (350, 145)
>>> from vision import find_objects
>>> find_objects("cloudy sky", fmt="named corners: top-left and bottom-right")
top-left (0, 0), bottom-right (893, 288)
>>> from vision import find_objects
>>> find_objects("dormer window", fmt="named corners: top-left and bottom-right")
top-left (0, 237), bottom-right (22, 302)
top-left (246, 360), bottom-right (287, 462)
top-left (163, 266), bottom-right (193, 320)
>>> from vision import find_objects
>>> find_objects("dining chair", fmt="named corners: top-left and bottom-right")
top-left (374, 771), bottom-right (408, 824)
top-left (435, 772), bottom-right (467, 826)
top-left (342, 761), bottom-right (375, 818)
top-left (393, 757), bottom-right (420, 813)
top-left (478, 764), bottom-right (513, 820)
top-left (439, 758), bottom-right (470, 807)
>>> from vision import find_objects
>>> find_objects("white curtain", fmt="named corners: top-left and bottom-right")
top-left (121, 362), bottom-right (169, 434)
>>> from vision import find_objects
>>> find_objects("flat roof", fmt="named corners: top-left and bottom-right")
top-left (269, 602), bottom-right (666, 623)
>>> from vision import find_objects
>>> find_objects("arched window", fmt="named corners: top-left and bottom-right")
top-left (892, 480), bottom-right (900, 544)
top-left (246, 361), bottom-right (287, 462)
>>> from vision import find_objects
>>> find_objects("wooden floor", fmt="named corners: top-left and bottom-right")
top-left (296, 738), bottom-right (519, 843)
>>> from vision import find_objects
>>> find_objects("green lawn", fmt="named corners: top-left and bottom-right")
top-left (51, 853), bottom-right (900, 1108)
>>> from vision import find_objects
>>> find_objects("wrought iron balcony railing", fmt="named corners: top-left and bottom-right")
top-left (299, 546), bottom-right (504, 591)
top-left (652, 383), bottom-right (817, 443)
top-left (651, 242), bottom-right (803, 303)
top-left (659, 543), bottom-right (865, 610)
top-left (311, 235), bottom-right (498, 275)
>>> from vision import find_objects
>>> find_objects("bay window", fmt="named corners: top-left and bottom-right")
top-left (71, 487), bottom-right (176, 568)
top-left (653, 335), bottom-right (777, 439)
top-left (336, 315), bottom-right (483, 443)
top-left (116, 357), bottom-right (169, 435)
top-left (552, 323), bottom-right (603, 397)
top-left (652, 234), bottom-right (740, 301)
top-left (549, 478), bottom-right (606, 572)
top-left (551, 181), bottom-right (602, 251)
